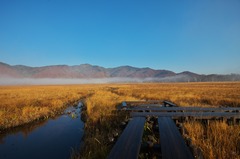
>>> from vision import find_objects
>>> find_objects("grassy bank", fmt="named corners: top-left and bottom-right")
top-left (77, 88), bottom-right (138, 158)
top-left (0, 85), bottom-right (93, 130)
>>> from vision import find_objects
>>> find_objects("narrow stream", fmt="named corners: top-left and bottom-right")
top-left (0, 102), bottom-right (84, 159)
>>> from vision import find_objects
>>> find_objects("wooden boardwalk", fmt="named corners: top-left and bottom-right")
top-left (131, 112), bottom-right (240, 119)
top-left (107, 117), bottom-right (146, 159)
top-left (130, 106), bottom-right (240, 112)
top-left (158, 117), bottom-right (193, 159)
top-left (108, 100), bottom-right (240, 159)
top-left (122, 100), bottom-right (163, 107)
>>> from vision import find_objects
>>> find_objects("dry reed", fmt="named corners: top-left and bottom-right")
top-left (1, 82), bottom-right (240, 159)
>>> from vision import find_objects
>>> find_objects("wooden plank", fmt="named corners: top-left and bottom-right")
top-left (137, 104), bottom-right (163, 107)
top-left (121, 105), bottom-right (163, 110)
top-left (131, 112), bottom-right (240, 119)
top-left (130, 106), bottom-right (240, 112)
top-left (125, 100), bottom-right (163, 103)
top-left (107, 117), bottom-right (146, 159)
top-left (124, 100), bottom-right (163, 106)
top-left (122, 101), bottom-right (127, 107)
top-left (158, 117), bottom-right (194, 159)
top-left (163, 101), bottom-right (177, 107)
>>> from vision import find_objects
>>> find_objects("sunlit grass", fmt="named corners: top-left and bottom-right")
top-left (0, 85), bottom-right (92, 129)
top-left (111, 82), bottom-right (240, 107)
top-left (183, 121), bottom-right (240, 159)
top-left (1, 82), bottom-right (240, 158)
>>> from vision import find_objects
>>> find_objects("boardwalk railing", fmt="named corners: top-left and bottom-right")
top-left (108, 100), bottom-right (240, 159)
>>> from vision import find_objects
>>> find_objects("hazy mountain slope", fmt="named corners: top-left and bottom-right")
top-left (0, 62), bottom-right (239, 82)
top-left (0, 62), bottom-right (177, 78)
top-left (108, 66), bottom-right (175, 78)
top-left (0, 62), bottom-right (23, 78)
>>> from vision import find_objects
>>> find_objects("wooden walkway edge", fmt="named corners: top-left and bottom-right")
top-left (158, 117), bottom-right (194, 159)
top-left (107, 117), bottom-right (146, 159)
top-left (130, 106), bottom-right (240, 112)
top-left (131, 112), bottom-right (240, 119)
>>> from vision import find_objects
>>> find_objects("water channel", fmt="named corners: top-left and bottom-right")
top-left (0, 102), bottom-right (84, 159)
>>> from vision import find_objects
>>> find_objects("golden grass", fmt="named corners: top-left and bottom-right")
top-left (183, 121), bottom-right (240, 159)
top-left (85, 88), bottom-right (137, 121)
top-left (1, 82), bottom-right (240, 158)
top-left (0, 85), bottom-right (93, 129)
top-left (77, 82), bottom-right (240, 159)
top-left (79, 88), bottom-right (138, 158)
top-left (111, 82), bottom-right (240, 107)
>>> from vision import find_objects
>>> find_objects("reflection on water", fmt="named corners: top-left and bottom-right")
top-left (0, 102), bottom-right (84, 159)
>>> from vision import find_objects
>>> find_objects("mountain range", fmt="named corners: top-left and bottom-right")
top-left (0, 62), bottom-right (239, 82)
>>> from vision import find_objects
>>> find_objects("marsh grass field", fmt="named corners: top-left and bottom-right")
top-left (1, 82), bottom-right (240, 159)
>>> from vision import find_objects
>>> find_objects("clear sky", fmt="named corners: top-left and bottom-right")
top-left (0, 0), bottom-right (240, 74)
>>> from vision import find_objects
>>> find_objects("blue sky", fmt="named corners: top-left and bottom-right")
top-left (0, 0), bottom-right (240, 74)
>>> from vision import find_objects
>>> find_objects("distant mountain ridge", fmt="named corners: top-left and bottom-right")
top-left (0, 62), bottom-right (239, 82)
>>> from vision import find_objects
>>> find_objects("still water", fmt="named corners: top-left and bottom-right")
top-left (0, 102), bottom-right (84, 159)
